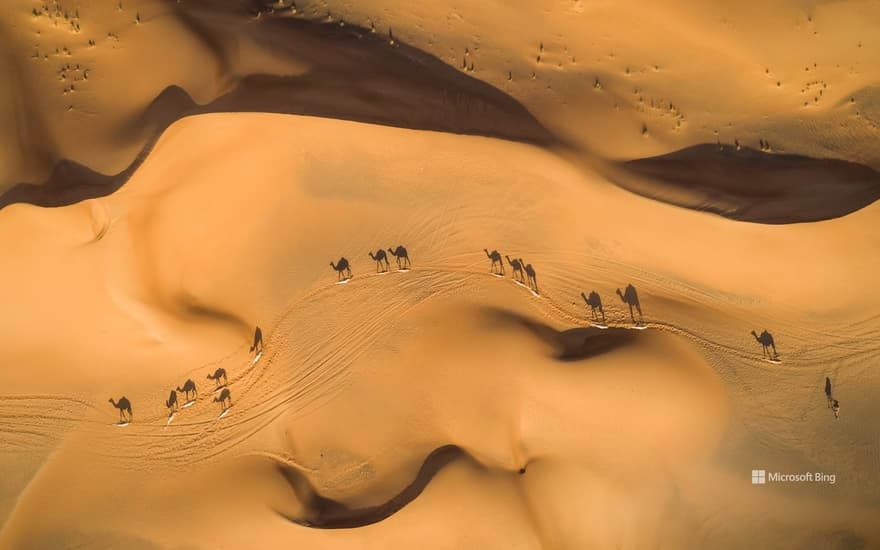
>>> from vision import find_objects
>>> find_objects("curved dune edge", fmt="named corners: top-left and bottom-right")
top-left (609, 144), bottom-right (880, 224)
top-left (275, 445), bottom-right (465, 529)
top-left (271, 321), bottom-right (688, 530)
top-left (0, 5), bottom-right (556, 210)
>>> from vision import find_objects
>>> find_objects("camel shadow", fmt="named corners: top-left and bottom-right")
top-left (825, 376), bottom-right (833, 408)
top-left (165, 389), bottom-right (178, 415)
top-left (330, 257), bottom-right (352, 281)
top-left (388, 246), bottom-right (411, 270)
top-left (519, 259), bottom-right (538, 294)
top-left (750, 329), bottom-right (778, 361)
top-left (207, 367), bottom-right (228, 388)
top-left (251, 326), bottom-right (263, 354)
top-left (616, 284), bottom-right (642, 324)
top-left (369, 249), bottom-right (390, 272)
top-left (214, 387), bottom-right (232, 413)
top-left (581, 291), bottom-right (606, 324)
top-left (108, 396), bottom-right (132, 423)
top-left (177, 379), bottom-right (198, 402)
top-left (484, 249), bottom-right (504, 275)
top-left (505, 255), bottom-right (524, 283)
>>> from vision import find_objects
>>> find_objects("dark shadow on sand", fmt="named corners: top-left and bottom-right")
top-left (1, 2), bottom-right (556, 209)
top-left (276, 445), bottom-right (463, 529)
top-left (609, 144), bottom-right (880, 223)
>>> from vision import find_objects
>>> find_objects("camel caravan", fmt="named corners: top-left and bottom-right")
top-left (107, 326), bottom-right (263, 426)
top-left (330, 245), bottom-right (412, 282)
top-left (108, 245), bottom-right (789, 429)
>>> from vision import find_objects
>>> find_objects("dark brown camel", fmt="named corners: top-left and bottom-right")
top-left (250, 326), bottom-right (263, 354)
top-left (519, 259), bottom-right (538, 293)
top-left (369, 249), bottom-right (390, 272)
top-left (206, 367), bottom-right (228, 388)
top-left (581, 291), bottom-right (605, 323)
top-left (108, 396), bottom-right (132, 423)
top-left (751, 329), bottom-right (778, 360)
top-left (506, 255), bottom-right (524, 282)
top-left (177, 379), bottom-right (198, 402)
top-left (330, 258), bottom-right (352, 281)
top-left (616, 284), bottom-right (642, 323)
top-left (165, 390), bottom-right (178, 413)
top-left (214, 388), bottom-right (232, 411)
top-left (484, 249), bottom-right (504, 275)
top-left (388, 246), bottom-right (411, 269)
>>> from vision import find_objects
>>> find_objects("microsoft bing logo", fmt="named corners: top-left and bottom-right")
top-left (751, 470), bottom-right (766, 484)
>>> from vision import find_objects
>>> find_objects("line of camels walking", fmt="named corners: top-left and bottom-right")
top-left (107, 329), bottom-right (264, 426)
top-left (108, 246), bottom-right (782, 425)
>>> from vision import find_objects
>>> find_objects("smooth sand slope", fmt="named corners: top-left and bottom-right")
top-left (0, 1), bottom-right (879, 549)
top-left (0, 114), bottom-right (878, 549)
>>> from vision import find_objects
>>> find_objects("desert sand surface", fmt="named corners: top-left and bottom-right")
top-left (1, 1), bottom-right (879, 549)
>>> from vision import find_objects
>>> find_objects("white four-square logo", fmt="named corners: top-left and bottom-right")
top-left (752, 469), bottom-right (766, 484)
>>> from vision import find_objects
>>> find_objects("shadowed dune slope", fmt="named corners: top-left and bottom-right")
top-left (0, 2), bottom-right (555, 208)
top-left (612, 144), bottom-right (880, 223)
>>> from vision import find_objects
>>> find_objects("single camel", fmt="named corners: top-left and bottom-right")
top-left (751, 329), bottom-right (778, 360)
top-left (369, 249), bottom-right (390, 272)
top-left (581, 291), bottom-right (605, 323)
top-left (214, 388), bottom-right (232, 411)
top-left (824, 377), bottom-right (833, 408)
top-left (108, 396), bottom-right (132, 423)
top-left (250, 326), bottom-right (263, 354)
top-left (506, 255), bottom-right (524, 282)
top-left (177, 379), bottom-right (198, 402)
top-left (330, 257), bottom-right (352, 281)
top-left (388, 245), bottom-right (411, 269)
top-left (165, 389), bottom-right (178, 412)
top-left (206, 367), bottom-right (228, 387)
top-left (616, 284), bottom-right (643, 323)
top-left (484, 249), bottom-right (504, 275)
top-left (519, 259), bottom-right (538, 293)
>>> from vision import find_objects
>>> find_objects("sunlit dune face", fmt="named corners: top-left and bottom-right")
top-left (2, 0), bottom-right (880, 538)
top-left (2, 296), bottom-right (729, 548)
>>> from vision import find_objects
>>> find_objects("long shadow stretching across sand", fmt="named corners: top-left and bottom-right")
top-left (275, 445), bottom-right (464, 529)
top-left (0, 1), bottom-right (556, 209)
top-left (611, 144), bottom-right (880, 223)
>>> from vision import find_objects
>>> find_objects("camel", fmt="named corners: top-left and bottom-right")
top-left (751, 329), bottom-right (778, 360)
top-left (214, 388), bottom-right (232, 411)
top-left (177, 379), bottom-right (198, 402)
top-left (330, 257), bottom-right (352, 281)
top-left (206, 367), bottom-right (228, 388)
top-left (581, 291), bottom-right (605, 323)
top-left (506, 255), bottom-right (524, 282)
top-left (108, 396), bottom-right (132, 423)
top-left (825, 377), bottom-right (833, 408)
top-left (165, 390), bottom-right (178, 413)
top-left (484, 249), bottom-right (504, 275)
top-left (388, 245), bottom-right (411, 269)
top-left (250, 326), bottom-right (263, 354)
top-left (616, 284), bottom-right (642, 323)
top-left (368, 249), bottom-right (390, 272)
top-left (519, 259), bottom-right (538, 293)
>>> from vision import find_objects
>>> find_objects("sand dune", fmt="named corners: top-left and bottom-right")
top-left (612, 144), bottom-right (880, 223)
top-left (1, 1), bottom-right (880, 549)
